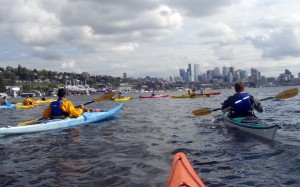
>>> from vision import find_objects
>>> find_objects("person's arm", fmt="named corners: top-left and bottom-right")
top-left (61, 100), bottom-right (84, 118)
top-left (221, 96), bottom-right (234, 113)
top-left (43, 105), bottom-right (52, 119)
top-left (251, 96), bottom-right (263, 113)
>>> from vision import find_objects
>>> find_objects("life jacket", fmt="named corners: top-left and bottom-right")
top-left (50, 99), bottom-right (69, 118)
top-left (233, 93), bottom-right (252, 111)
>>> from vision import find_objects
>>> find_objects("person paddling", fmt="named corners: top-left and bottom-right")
top-left (1, 96), bottom-right (11, 106)
top-left (43, 88), bottom-right (101, 119)
top-left (221, 82), bottom-right (263, 118)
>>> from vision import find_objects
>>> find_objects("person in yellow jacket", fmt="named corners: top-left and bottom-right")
top-left (43, 88), bottom-right (100, 119)
top-left (23, 96), bottom-right (35, 105)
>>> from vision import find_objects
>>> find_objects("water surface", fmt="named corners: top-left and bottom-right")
top-left (0, 87), bottom-right (299, 186)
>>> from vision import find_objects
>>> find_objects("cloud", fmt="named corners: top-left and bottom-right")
top-left (0, 0), bottom-right (300, 78)
top-left (249, 27), bottom-right (300, 59)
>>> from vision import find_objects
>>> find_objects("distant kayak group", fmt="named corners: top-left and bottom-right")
top-left (0, 95), bottom-right (54, 109)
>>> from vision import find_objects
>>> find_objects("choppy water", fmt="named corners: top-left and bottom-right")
top-left (0, 86), bottom-right (299, 187)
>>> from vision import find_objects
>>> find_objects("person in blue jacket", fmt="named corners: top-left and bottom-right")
top-left (222, 82), bottom-right (263, 118)
top-left (1, 96), bottom-right (11, 106)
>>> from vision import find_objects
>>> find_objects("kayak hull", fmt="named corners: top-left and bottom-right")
top-left (223, 112), bottom-right (279, 140)
top-left (166, 152), bottom-right (206, 187)
top-left (35, 99), bottom-right (55, 104)
top-left (170, 94), bottom-right (209, 98)
top-left (139, 95), bottom-right (169, 98)
top-left (0, 104), bottom-right (17, 109)
top-left (0, 103), bottom-right (123, 136)
top-left (114, 96), bottom-right (133, 101)
top-left (201, 92), bottom-right (221, 95)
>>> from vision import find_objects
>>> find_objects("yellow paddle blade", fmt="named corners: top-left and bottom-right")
top-left (17, 119), bottom-right (39, 126)
top-left (275, 88), bottom-right (298, 100)
top-left (192, 108), bottom-right (213, 116)
top-left (94, 92), bottom-right (115, 102)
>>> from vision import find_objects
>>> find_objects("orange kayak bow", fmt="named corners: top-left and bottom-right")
top-left (166, 152), bottom-right (206, 187)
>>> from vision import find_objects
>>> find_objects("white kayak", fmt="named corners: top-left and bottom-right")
top-left (0, 103), bottom-right (123, 137)
top-left (223, 112), bottom-right (280, 140)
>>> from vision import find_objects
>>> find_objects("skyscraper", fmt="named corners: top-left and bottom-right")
top-left (194, 64), bottom-right (200, 81)
top-left (187, 63), bottom-right (192, 81)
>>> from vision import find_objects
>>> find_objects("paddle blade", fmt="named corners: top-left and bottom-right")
top-left (275, 88), bottom-right (298, 100)
top-left (192, 108), bottom-right (213, 116)
top-left (17, 119), bottom-right (39, 126)
top-left (94, 92), bottom-right (115, 102)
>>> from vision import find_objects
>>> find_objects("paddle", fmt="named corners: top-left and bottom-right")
top-left (192, 88), bottom-right (298, 116)
top-left (17, 92), bottom-right (115, 126)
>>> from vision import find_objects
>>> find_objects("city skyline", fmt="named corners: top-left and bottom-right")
top-left (0, 1), bottom-right (300, 78)
top-left (177, 63), bottom-right (299, 83)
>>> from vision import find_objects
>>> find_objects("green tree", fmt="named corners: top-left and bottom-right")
top-left (0, 73), bottom-right (6, 92)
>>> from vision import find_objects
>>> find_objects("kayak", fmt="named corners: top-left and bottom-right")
top-left (0, 104), bottom-right (17, 109)
top-left (201, 92), bottom-right (221, 95)
top-left (0, 103), bottom-right (35, 109)
top-left (16, 103), bottom-right (41, 109)
top-left (139, 94), bottom-right (169, 98)
top-left (0, 103), bottom-right (123, 136)
top-left (166, 152), bottom-right (206, 187)
top-left (170, 94), bottom-right (209, 98)
top-left (223, 112), bottom-right (280, 140)
top-left (35, 99), bottom-right (55, 104)
top-left (114, 96), bottom-right (133, 102)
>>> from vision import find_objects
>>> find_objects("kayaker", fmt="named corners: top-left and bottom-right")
top-left (188, 88), bottom-right (195, 96)
top-left (117, 92), bottom-right (124, 99)
top-left (41, 96), bottom-right (47, 101)
top-left (23, 95), bottom-right (34, 106)
top-left (43, 88), bottom-right (101, 119)
top-left (151, 90), bottom-right (156, 96)
top-left (1, 96), bottom-right (11, 106)
top-left (222, 81), bottom-right (263, 118)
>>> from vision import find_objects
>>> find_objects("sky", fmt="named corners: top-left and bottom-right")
top-left (0, 0), bottom-right (300, 79)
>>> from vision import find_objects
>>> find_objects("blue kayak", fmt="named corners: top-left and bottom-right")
top-left (0, 103), bottom-right (123, 136)
top-left (0, 104), bottom-right (17, 109)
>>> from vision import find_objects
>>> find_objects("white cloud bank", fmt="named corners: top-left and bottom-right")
top-left (0, 0), bottom-right (299, 78)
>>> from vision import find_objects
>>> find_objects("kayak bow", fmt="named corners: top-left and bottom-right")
top-left (166, 152), bottom-right (206, 187)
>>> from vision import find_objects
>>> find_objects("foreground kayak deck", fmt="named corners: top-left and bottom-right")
top-left (223, 112), bottom-right (280, 140)
top-left (0, 103), bottom-right (123, 136)
top-left (167, 152), bottom-right (206, 187)
top-left (139, 94), bottom-right (169, 98)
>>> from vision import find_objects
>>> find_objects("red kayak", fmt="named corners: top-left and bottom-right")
top-left (139, 94), bottom-right (169, 98)
top-left (166, 152), bottom-right (206, 187)
top-left (202, 92), bottom-right (221, 95)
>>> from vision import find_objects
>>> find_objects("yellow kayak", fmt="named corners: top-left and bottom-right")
top-left (35, 99), bottom-right (55, 104)
top-left (114, 96), bottom-right (133, 102)
top-left (170, 94), bottom-right (209, 98)
top-left (16, 103), bottom-right (41, 109)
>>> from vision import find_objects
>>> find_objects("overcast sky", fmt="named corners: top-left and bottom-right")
top-left (0, 0), bottom-right (300, 78)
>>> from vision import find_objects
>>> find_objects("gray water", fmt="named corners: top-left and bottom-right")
top-left (0, 86), bottom-right (299, 186)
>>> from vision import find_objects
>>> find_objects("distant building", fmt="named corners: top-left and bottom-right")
top-left (123, 72), bottom-right (127, 79)
top-left (194, 64), bottom-right (200, 81)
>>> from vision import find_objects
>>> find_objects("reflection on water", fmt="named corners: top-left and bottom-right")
top-left (0, 87), bottom-right (299, 186)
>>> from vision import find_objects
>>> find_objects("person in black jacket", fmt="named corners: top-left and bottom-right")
top-left (222, 82), bottom-right (263, 118)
